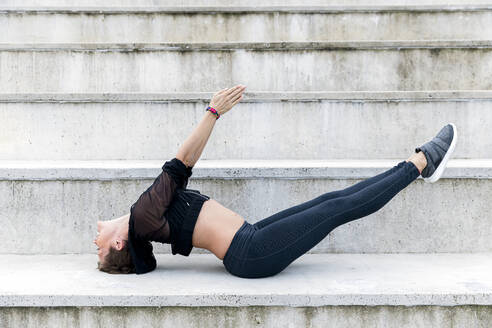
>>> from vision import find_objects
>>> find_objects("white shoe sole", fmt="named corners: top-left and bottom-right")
top-left (423, 123), bottom-right (458, 183)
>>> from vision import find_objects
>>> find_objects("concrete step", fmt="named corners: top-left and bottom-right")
top-left (1, 91), bottom-right (491, 160)
top-left (0, 253), bottom-right (491, 327)
top-left (1, 41), bottom-right (492, 93)
top-left (3, 0), bottom-right (492, 5)
top-left (2, 4), bottom-right (492, 43)
top-left (1, 159), bottom-right (491, 254)
top-left (3, 0), bottom-right (492, 8)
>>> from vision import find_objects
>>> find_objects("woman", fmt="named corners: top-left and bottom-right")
top-left (94, 84), bottom-right (458, 278)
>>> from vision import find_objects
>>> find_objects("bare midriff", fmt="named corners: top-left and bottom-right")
top-left (192, 199), bottom-right (245, 260)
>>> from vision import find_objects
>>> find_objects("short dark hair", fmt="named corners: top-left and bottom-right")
top-left (97, 242), bottom-right (135, 274)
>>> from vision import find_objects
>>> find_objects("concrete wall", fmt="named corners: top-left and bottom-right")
top-left (2, 11), bottom-right (492, 43)
top-left (1, 306), bottom-right (491, 328)
top-left (2, 177), bottom-right (491, 254)
top-left (1, 99), bottom-right (491, 160)
top-left (1, 46), bottom-right (492, 92)
top-left (2, 0), bottom-right (492, 7)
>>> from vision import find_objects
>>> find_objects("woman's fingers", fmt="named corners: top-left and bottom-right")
top-left (217, 87), bottom-right (229, 95)
top-left (230, 89), bottom-right (244, 102)
top-left (225, 85), bottom-right (244, 96)
top-left (231, 95), bottom-right (243, 106)
top-left (213, 85), bottom-right (246, 113)
top-left (228, 86), bottom-right (246, 100)
top-left (223, 87), bottom-right (234, 96)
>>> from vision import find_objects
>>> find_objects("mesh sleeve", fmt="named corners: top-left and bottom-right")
top-left (162, 157), bottom-right (193, 189)
top-left (130, 167), bottom-right (177, 242)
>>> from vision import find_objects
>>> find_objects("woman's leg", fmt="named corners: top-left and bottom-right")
top-left (253, 159), bottom-right (408, 230)
top-left (224, 159), bottom-right (421, 278)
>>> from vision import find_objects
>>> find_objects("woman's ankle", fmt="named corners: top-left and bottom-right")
top-left (406, 151), bottom-right (427, 174)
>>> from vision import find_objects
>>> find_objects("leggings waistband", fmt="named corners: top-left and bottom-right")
top-left (222, 220), bottom-right (256, 271)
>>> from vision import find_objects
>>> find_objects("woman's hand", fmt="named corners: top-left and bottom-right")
top-left (209, 84), bottom-right (246, 116)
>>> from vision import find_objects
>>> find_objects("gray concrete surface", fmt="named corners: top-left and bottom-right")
top-left (3, 40), bottom-right (491, 50)
top-left (1, 305), bottom-right (492, 328)
top-left (1, 253), bottom-right (491, 307)
top-left (1, 159), bottom-right (491, 180)
top-left (1, 96), bottom-right (491, 160)
top-left (2, 90), bottom-right (492, 102)
top-left (1, 159), bottom-right (491, 254)
top-left (1, 0), bottom-right (491, 326)
top-left (2, 9), bottom-right (492, 43)
top-left (2, 0), bottom-right (492, 8)
top-left (1, 43), bottom-right (492, 93)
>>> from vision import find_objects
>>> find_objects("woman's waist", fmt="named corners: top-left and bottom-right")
top-left (193, 198), bottom-right (247, 249)
top-left (177, 188), bottom-right (209, 199)
top-left (165, 189), bottom-right (210, 234)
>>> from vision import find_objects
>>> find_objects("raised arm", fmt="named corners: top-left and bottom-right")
top-left (176, 84), bottom-right (246, 167)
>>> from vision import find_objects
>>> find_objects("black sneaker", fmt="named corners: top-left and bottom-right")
top-left (415, 123), bottom-right (458, 183)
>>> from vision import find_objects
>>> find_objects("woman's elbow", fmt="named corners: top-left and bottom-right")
top-left (175, 152), bottom-right (194, 168)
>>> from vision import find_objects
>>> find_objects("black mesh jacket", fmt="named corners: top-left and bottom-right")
top-left (128, 158), bottom-right (210, 274)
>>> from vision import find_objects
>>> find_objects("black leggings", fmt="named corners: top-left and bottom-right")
top-left (222, 160), bottom-right (420, 278)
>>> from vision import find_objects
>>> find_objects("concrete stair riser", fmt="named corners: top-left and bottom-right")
top-left (2, 10), bottom-right (492, 43)
top-left (1, 98), bottom-right (491, 160)
top-left (1, 173), bottom-right (490, 254)
top-left (1, 306), bottom-right (491, 328)
top-left (1, 44), bottom-right (492, 92)
top-left (3, 0), bottom-right (492, 6)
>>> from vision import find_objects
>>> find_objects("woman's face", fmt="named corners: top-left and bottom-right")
top-left (94, 221), bottom-right (112, 264)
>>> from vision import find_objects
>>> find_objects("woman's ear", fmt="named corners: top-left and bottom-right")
top-left (114, 238), bottom-right (125, 251)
